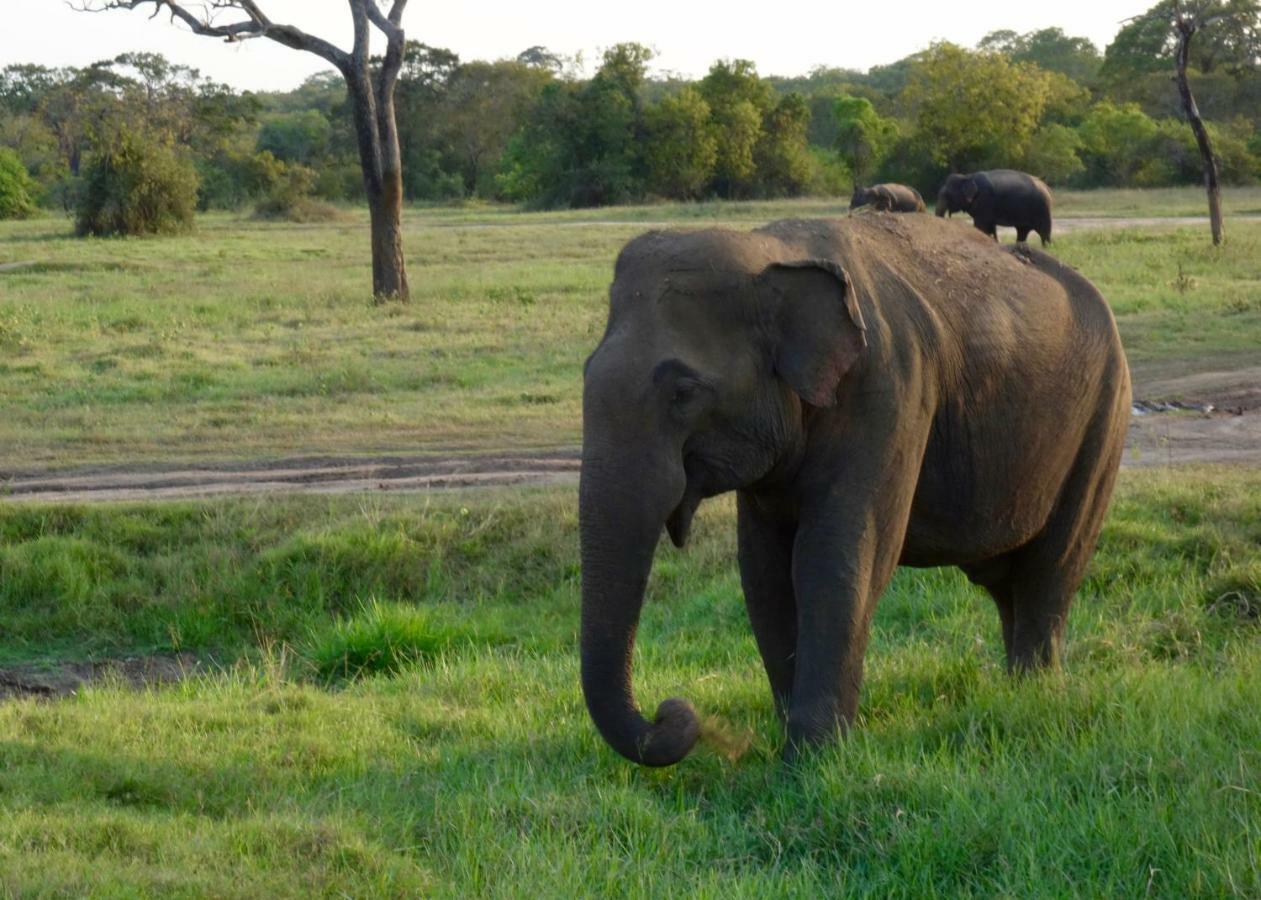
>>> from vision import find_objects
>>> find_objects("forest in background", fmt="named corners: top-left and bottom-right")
top-left (3, 5), bottom-right (1261, 214)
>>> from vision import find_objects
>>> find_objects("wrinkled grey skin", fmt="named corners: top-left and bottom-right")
top-left (850, 183), bottom-right (925, 213)
top-left (936, 169), bottom-right (1053, 245)
top-left (580, 215), bottom-right (1129, 767)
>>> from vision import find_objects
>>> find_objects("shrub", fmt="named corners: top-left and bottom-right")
top-left (252, 160), bottom-right (342, 222)
top-left (0, 147), bottom-right (36, 219)
top-left (75, 129), bottom-right (198, 236)
top-left (196, 148), bottom-right (287, 210)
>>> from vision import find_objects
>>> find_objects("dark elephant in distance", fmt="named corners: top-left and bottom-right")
top-left (936, 169), bottom-right (1053, 245)
top-left (580, 215), bottom-right (1130, 767)
top-left (850, 183), bottom-right (926, 213)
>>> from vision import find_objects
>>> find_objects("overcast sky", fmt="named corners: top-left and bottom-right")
top-left (7, 1), bottom-right (1146, 91)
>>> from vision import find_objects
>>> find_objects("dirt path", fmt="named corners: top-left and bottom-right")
top-left (1, 448), bottom-right (582, 504)
top-left (2, 369), bottom-right (1258, 503)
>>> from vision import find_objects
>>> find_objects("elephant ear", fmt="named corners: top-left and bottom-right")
top-left (758, 259), bottom-right (867, 408)
top-left (962, 177), bottom-right (980, 203)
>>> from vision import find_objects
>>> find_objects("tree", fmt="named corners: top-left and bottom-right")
top-left (643, 87), bottom-right (716, 199)
top-left (496, 43), bottom-right (651, 208)
top-left (1124, 0), bottom-right (1261, 244)
top-left (80, 0), bottom-right (413, 301)
top-left (1106, 0), bottom-right (1261, 79)
top-left (754, 93), bottom-right (814, 196)
top-left (698, 60), bottom-right (772, 197)
top-left (902, 43), bottom-right (1053, 172)
top-left (438, 60), bottom-right (552, 196)
top-left (257, 109), bottom-right (332, 164)
top-left (979, 27), bottom-right (1103, 83)
top-left (833, 94), bottom-right (898, 184)
top-left (1077, 101), bottom-right (1160, 184)
top-left (1023, 123), bottom-right (1085, 184)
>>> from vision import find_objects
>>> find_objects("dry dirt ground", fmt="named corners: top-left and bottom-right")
top-left (0, 653), bottom-right (203, 701)
top-left (3, 367), bottom-right (1258, 504)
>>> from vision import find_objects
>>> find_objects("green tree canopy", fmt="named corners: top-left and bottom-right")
top-left (643, 86), bottom-right (716, 199)
top-left (754, 92), bottom-right (813, 195)
top-left (699, 60), bottom-right (773, 196)
top-left (902, 43), bottom-right (1053, 172)
top-left (979, 27), bottom-right (1103, 83)
top-left (833, 94), bottom-right (898, 183)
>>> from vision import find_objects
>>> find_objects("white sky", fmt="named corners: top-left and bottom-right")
top-left (6, 0), bottom-right (1147, 91)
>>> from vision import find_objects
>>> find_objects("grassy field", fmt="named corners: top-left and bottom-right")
top-left (0, 467), bottom-right (1258, 895)
top-left (2, 191), bottom-right (1260, 469)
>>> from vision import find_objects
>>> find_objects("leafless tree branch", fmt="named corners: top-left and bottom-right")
top-left (71, 1), bottom-right (351, 72)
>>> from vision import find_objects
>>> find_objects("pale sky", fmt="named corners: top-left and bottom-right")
top-left (6, 0), bottom-right (1147, 91)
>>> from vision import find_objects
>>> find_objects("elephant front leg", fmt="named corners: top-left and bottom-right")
top-left (737, 493), bottom-right (798, 722)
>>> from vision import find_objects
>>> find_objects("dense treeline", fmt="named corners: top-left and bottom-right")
top-left (2, 6), bottom-right (1260, 216)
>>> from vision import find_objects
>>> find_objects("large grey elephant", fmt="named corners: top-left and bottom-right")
top-left (936, 169), bottom-right (1053, 245)
top-left (580, 215), bottom-right (1130, 767)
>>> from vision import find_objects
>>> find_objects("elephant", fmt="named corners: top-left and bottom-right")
top-left (850, 183), bottom-right (926, 213)
top-left (580, 215), bottom-right (1130, 767)
top-left (936, 169), bottom-right (1053, 245)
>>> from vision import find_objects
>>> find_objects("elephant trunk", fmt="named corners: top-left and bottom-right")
top-left (936, 190), bottom-right (949, 217)
top-left (579, 446), bottom-right (700, 767)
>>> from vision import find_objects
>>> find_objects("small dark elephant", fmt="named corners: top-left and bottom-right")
top-left (850, 183), bottom-right (926, 213)
top-left (580, 215), bottom-right (1130, 767)
top-left (936, 169), bottom-right (1053, 245)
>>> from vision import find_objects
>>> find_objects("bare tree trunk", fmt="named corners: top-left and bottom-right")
top-left (344, 3), bottom-right (410, 303)
top-left (368, 176), bottom-right (408, 301)
top-left (1175, 18), bottom-right (1224, 245)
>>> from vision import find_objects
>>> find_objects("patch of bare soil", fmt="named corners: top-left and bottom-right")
top-left (1, 448), bottom-right (581, 504)
top-left (1126, 366), bottom-right (1261, 467)
top-left (0, 652), bottom-right (203, 701)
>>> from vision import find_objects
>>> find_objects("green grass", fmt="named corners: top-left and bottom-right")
top-left (1, 468), bottom-right (1259, 895)
top-left (2, 195), bottom-right (1260, 469)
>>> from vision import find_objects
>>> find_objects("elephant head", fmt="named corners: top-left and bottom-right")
top-left (579, 230), bottom-right (866, 766)
top-left (850, 185), bottom-right (873, 210)
top-left (936, 173), bottom-right (977, 218)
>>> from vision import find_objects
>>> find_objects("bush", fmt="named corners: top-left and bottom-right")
top-left (0, 147), bottom-right (36, 219)
top-left (75, 129), bottom-right (198, 236)
top-left (196, 148), bottom-right (287, 210)
top-left (252, 160), bottom-right (342, 222)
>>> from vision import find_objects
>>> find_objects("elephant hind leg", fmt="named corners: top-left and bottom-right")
top-left (995, 418), bottom-right (1126, 671)
top-left (965, 551), bottom-right (1078, 671)
top-left (1016, 226), bottom-right (1032, 244)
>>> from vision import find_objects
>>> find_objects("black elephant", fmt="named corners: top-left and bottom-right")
top-left (849, 183), bottom-right (926, 213)
top-left (936, 169), bottom-right (1053, 245)
top-left (579, 215), bottom-right (1130, 766)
